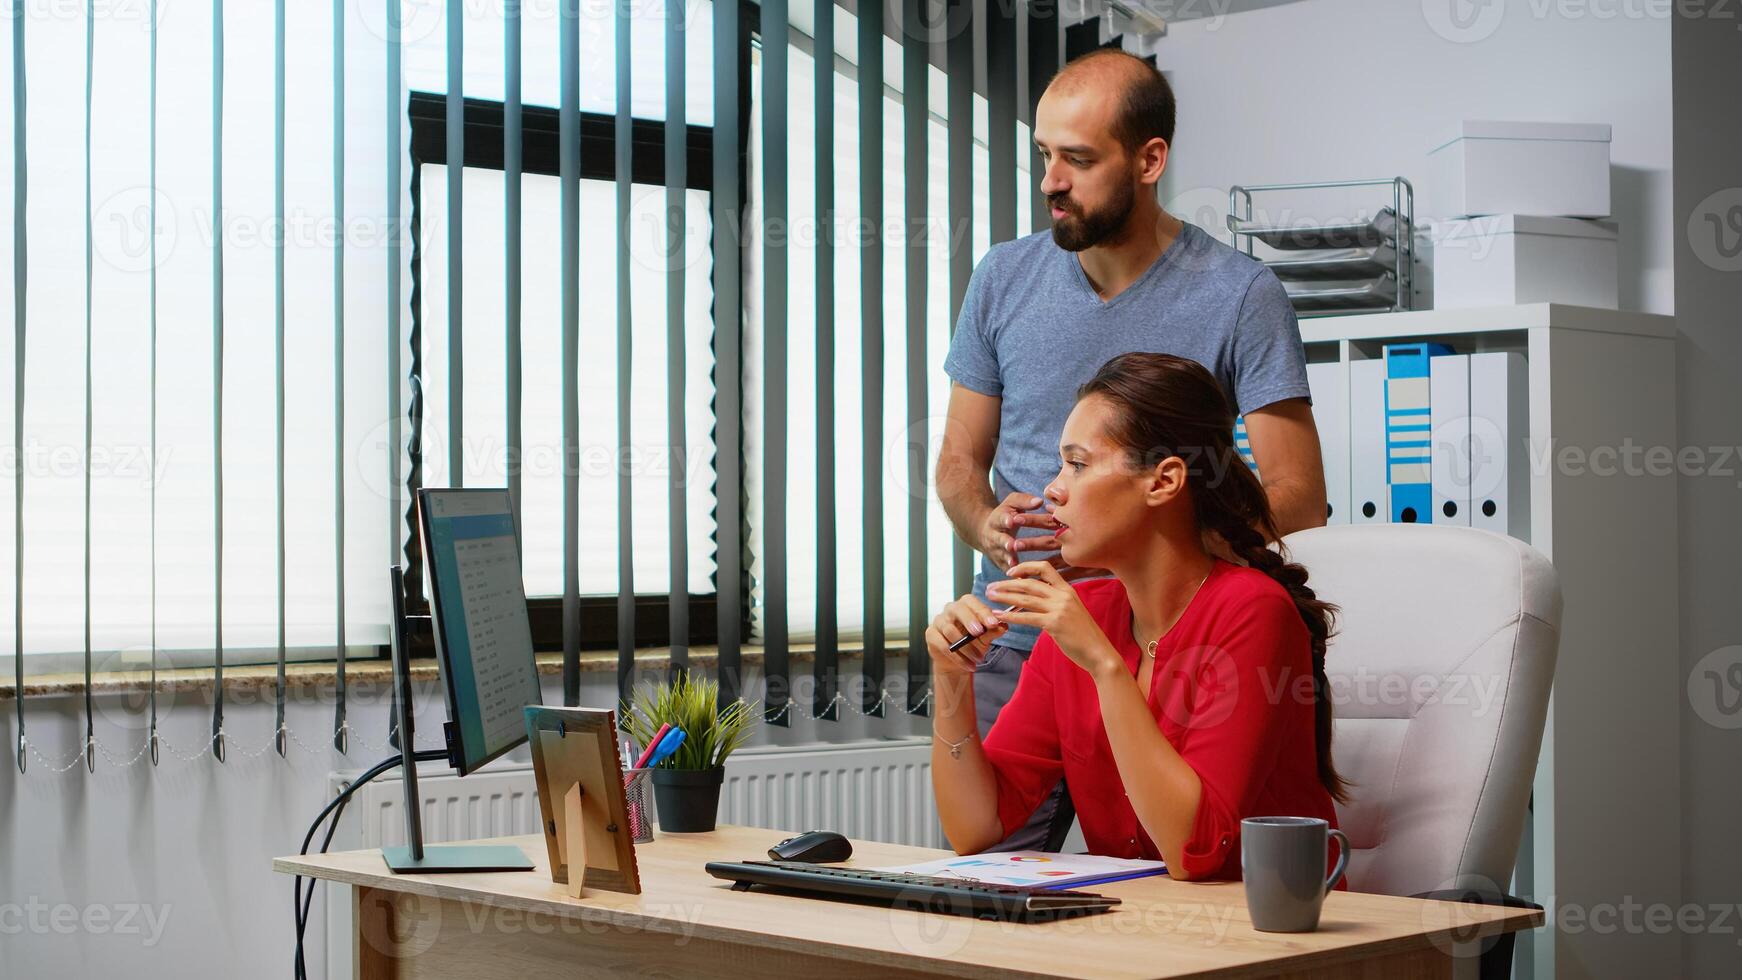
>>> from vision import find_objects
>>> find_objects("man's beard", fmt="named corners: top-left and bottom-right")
top-left (1048, 180), bottom-right (1137, 252)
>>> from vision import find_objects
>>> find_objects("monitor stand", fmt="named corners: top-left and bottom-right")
top-left (380, 843), bottom-right (532, 874)
top-left (381, 565), bottom-right (534, 875)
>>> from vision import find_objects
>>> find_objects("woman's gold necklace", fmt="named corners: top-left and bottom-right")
top-left (1140, 566), bottom-right (1214, 659)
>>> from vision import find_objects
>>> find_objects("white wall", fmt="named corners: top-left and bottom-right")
top-left (0, 666), bottom-right (925, 979)
top-left (1150, 0), bottom-right (1674, 316)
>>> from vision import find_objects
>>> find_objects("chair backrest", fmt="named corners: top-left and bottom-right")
top-left (1280, 524), bottom-right (1562, 896)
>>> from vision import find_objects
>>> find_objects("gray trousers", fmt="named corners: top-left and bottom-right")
top-left (973, 641), bottom-right (1076, 852)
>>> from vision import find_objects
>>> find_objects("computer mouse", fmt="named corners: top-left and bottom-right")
top-left (768, 830), bottom-right (853, 863)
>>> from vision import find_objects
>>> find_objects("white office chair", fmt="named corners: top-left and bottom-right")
top-left (1282, 524), bottom-right (1561, 974)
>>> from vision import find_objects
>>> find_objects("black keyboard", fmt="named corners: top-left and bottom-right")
top-left (704, 859), bottom-right (1121, 923)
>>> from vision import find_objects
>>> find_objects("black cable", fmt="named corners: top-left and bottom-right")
top-left (295, 784), bottom-right (367, 980)
top-left (293, 749), bottom-right (447, 980)
top-left (299, 755), bottom-right (391, 967)
top-left (294, 755), bottom-right (397, 979)
top-left (294, 792), bottom-right (349, 979)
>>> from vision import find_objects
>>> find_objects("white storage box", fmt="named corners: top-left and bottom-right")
top-left (1430, 120), bottom-right (1612, 218)
top-left (1430, 214), bottom-right (1617, 309)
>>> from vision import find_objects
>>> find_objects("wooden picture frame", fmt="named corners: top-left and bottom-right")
top-left (524, 706), bottom-right (642, 896)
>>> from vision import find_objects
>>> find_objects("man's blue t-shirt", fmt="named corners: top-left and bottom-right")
top-left (942, 221), bottom-right (1310, 652)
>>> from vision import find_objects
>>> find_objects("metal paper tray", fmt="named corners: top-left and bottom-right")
top-left (1285, 277), bottom-right (1398, 314)
top-left (1228, 208), bottom-right (1404, 251)
top-left (1265, 244), bottom-right (1398, 282)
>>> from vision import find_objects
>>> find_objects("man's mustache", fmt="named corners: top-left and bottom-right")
top-left (1047, 195), bottom-right (1080, 216)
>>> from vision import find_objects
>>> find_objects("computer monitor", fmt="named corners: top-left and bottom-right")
top-left (416, 487), bottom-right (544, 776)
top-left (378, 488), bottom-right (541, 874)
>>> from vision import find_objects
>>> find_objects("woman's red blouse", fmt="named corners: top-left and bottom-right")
top-left (979, 560), bottom-right (1343, 883)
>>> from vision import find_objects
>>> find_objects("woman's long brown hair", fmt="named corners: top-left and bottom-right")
top-left (1077, 352), bottom-right (1350, 804)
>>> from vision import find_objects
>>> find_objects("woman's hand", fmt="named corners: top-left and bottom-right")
top-left (924, 594), bottom-right (1009, 675)
top-left (987, 561), bottom-right (1122, 679)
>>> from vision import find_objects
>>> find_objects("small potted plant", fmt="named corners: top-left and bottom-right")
top-left (619, 674), bottom-right (757, 833)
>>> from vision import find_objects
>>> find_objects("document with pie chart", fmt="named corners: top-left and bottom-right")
top-left (872, 851), bottom-right (1167, 889)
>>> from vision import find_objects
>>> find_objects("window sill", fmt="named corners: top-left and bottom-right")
top-left (1, 640), bottom-right (910, 701)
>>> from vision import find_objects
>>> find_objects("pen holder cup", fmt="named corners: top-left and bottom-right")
top-left (622, 768), bottom-right (657, 843)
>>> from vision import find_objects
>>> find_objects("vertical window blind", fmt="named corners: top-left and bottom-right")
top-left (2, 0), bottom-right (1059, 768)
top-left (740, 0), bottom-right (1038, 722)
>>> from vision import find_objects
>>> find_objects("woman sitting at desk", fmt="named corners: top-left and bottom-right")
top-left (926, 352), bottom-right (1348, 882)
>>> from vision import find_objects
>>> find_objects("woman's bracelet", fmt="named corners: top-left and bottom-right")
top-left (934, 726), bottom-right (978, 759)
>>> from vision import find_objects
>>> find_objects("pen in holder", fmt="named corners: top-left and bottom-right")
top-left (622, 768), bottom-right (657, 843)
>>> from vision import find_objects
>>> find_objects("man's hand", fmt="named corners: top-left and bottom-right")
top-left (976, 493), bottom-right (1064, 572)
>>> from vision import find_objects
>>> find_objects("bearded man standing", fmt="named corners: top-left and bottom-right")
top-left (934, 48), bottom-right (1328, 850)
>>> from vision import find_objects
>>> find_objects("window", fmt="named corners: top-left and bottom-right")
top-left (413, 160), bottom-right (717, 600)
top-left (404, 0), bottom-right (730, 649)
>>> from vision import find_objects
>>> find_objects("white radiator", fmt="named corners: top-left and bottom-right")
top-left (718, 737), bottom-right (945, 848)
top-left (321, 736), bottom-right (940, 979)
top-left (339, 762), bottom-right (544, 850)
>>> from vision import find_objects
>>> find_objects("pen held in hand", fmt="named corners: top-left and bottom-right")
top-left (948, 607), bottom-right (1015, 653)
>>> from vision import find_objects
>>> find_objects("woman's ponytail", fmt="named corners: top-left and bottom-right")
top-left (1197, 463), bottom-right (1350, 805)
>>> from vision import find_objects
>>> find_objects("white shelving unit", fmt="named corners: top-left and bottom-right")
top-left (1301, 303), bottom-right (1679, 979)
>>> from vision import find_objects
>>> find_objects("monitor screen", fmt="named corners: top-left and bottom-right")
top-left (417, 488), bottom-right (543, 775)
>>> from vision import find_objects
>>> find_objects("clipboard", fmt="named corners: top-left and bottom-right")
top-left (524, 706), bottom-right (643, 897)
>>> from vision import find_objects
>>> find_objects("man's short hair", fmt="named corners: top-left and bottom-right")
top-left (1047, 49), bottom-right (1176, 153)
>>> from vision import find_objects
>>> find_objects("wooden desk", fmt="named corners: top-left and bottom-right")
top-left (275, 825), bottom-right (1541, 979)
